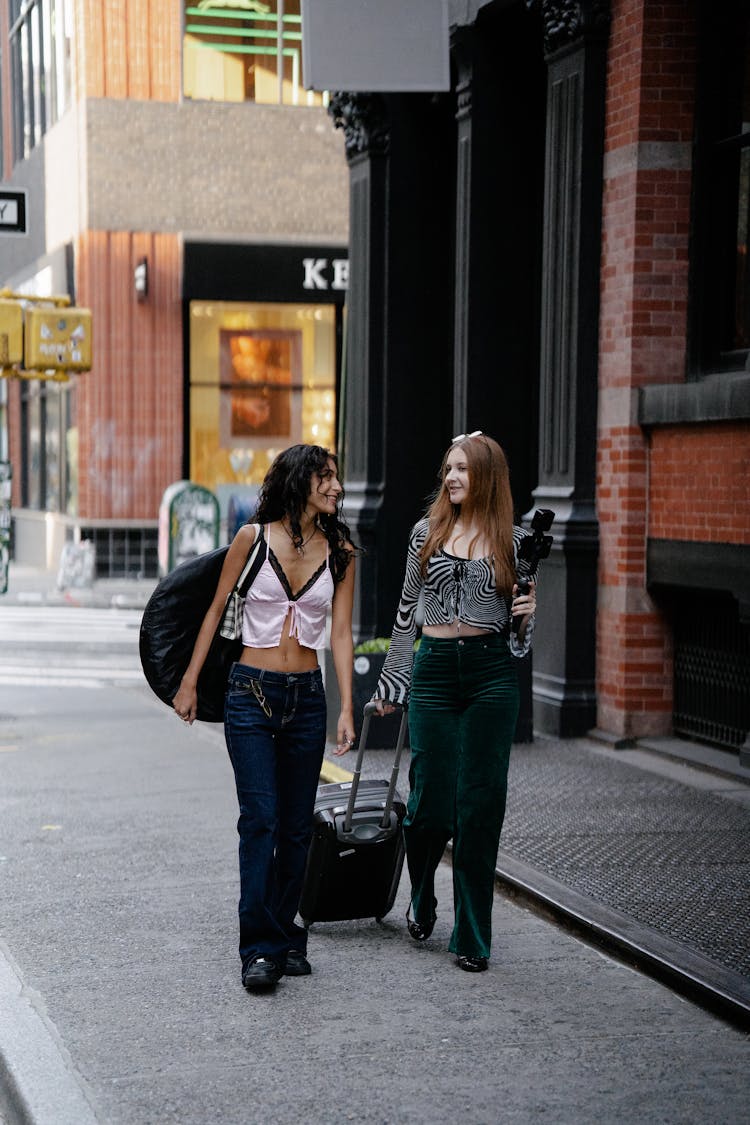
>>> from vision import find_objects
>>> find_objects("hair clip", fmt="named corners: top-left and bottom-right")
top-left (451, 430), bottom-right (483, 443)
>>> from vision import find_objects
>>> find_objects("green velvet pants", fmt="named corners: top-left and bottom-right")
top-left (405, 633), bottom-right (520, 959)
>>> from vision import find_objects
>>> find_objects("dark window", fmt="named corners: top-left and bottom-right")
top-left (19, 379), bottom-right (68, 512)
top-left (9, 0), bottom-right (72, 164)
top-left (691, 1), bottom-right (750, 373)
top-left (671, 590), bottom-right (750, 754)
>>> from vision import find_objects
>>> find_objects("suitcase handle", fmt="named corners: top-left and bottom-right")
top-left (343, 702), bottom-right (408, 834)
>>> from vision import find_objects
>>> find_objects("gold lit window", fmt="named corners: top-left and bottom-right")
top-left (189, 301), bottom-right (337, 509)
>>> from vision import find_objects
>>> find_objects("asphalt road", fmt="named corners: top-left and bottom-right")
top-left (0, 608), bottom-right (747, 1123)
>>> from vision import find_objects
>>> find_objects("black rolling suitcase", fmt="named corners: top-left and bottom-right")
top-left (299, 703), bottom-right (408, 925)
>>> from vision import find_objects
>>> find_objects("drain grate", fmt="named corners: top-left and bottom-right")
top-left (501, 745), bottom-right (750, 977)
top-left (348, 739), bottom-right (750, 980)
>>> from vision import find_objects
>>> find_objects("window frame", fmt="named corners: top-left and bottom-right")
top-left (688, 0), bottom-right (750, 377)
top-left (9, 0), bottom-right (71, 165)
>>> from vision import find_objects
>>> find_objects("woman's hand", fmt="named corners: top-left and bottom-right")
top-left (373, 697), bottom-right (396, 716)
top-left (333, 707), bottom-right (356, 756)
top-left (511, 579), bottom-right (537, 624)
top-left (172, 678), bottom-right (198, 726)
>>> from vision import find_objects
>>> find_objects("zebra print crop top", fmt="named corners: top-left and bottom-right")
top-left (375, 518), bottom-right (538, 706)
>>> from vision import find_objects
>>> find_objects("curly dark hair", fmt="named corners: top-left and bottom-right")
top-left (253, 444), bottom-right (356, 582)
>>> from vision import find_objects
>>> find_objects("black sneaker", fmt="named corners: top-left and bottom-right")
top-left (284, 950), bottom-right (312, 977)
top-left (242, 957), bottom-right (282, 991)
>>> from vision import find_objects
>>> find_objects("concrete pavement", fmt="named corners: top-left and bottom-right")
top-left (0, 678), bottom-right (748, 1125)
top-left (322, 734), bottom-right (750, 1028)
top-left (1, 564), bottom-right (749, 1121)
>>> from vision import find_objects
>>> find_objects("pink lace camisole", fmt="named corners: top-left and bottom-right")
top-left (241, 525), bottom-right (335, 651)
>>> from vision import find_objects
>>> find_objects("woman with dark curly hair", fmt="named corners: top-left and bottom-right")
top-left (173, 444), bottom-right (356, 992)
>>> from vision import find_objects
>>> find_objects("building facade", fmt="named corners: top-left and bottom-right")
top-left (330, 0), bottom-right (749, 764)
top-left (0, 0), bottom-right (348, 572)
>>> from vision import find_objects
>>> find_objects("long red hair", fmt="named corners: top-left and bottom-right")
top-left (420, 434), bottom-right (516, 594)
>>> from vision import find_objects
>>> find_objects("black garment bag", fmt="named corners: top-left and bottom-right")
top-left (139, 536), bottom-right (265, 722)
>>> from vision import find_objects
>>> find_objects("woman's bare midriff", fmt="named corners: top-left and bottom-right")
top-left (239, 610), bottom-right (319, 672)
top-left (422, 620), bottom-right (493, 638)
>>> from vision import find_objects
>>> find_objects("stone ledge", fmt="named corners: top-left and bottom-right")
top-left (639, 372), bottom-right (750, 426)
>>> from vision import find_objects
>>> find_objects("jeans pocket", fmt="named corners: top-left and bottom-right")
top-left (227, 678), bottom-right (253, 697)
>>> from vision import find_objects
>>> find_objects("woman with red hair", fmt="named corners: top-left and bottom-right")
top-left (373, 432), bottom-right (539, 973)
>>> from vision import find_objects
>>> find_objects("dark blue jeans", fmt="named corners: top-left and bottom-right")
top-left (224, 663), bottom-right (326, 971)
top-left (406, 634), bottom-right (520, 959)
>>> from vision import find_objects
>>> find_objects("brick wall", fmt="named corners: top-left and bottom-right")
top-left (648, 423), bottom-right (750, 545)
top-left (75, 230), bottom-right (183, 519)
top-left (597, 0), bottom-right (698, 738)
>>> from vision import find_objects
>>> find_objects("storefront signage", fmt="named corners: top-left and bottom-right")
top-left (0, 189), bottom-right (27, 235)
top-left (184, 243), bottom-right (349, 305)
top-left (302, 258), bottom-right (349, 291)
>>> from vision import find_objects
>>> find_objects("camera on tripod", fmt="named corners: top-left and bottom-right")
top-left (511, 508), bottom-right (554, 634)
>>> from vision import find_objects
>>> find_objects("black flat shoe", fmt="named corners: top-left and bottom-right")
top-left (242, 956), bottom-right (282, 991)
top-left (456, 955), bottom-right (488, 973)
top-left (284, 950), bottom-right (312, 977)
top-left (407, 913), bottom-right (436, 942)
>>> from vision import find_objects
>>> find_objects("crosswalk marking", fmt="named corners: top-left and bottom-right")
top-left (0, 676), bottom-right (105, 688)
top-left (0, 606), bottom-right (145, 689)
top-left (0, 605), bottom-right (142, 646)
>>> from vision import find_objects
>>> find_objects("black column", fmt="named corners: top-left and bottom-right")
top-left (450, 5), bottom-right (546, 519)
top-left (527, 0), bottom-right (610, 735)
top-left (329, 92), bottom-right (455, 640)
top-left (451, 27), bottom-right (473, 436)
top-left (328, 94), bottom-right (390, 641)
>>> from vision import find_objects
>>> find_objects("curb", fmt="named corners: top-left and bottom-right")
top-left (492, 853), bottom-right (750, 1031)
top-left (0, 942), bottom-right (101, 1125)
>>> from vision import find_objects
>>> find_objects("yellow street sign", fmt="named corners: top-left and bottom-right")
top-left (0, 299), bottom-right (23, 365)
top-left (24, 307), bottom-right (92, 371)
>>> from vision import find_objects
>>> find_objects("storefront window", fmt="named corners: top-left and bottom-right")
top-left (19, 379), bottom-right (71, 512)
top-left (23, 383), bottom-right (42, 509)
top-left (183, 0), bottom-right (324, 106)
top-left (189, 300), bottom-right (337, 512)
top-left (44, 382), bottom-right (61, 508)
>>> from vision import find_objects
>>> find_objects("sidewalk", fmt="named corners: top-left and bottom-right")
top-left (1, 563), bottom-right (157, 610)
top-left (321, 732), bottom-right (750, 1027)
top-left (4, 559), bottom-right (750, 1027)
top-left (1, 680), bottom-right (748, 1125)
top-left (0, 575), bottom-right (749, 1123)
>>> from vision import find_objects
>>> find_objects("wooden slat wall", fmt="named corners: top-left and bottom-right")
top-left (76, 230), bottom-right (183, 519)
top-left (77, 0), bottom-right (181, 101)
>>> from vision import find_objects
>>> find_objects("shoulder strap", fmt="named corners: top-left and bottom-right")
top-left (236, 525), bottom-right (265, 597)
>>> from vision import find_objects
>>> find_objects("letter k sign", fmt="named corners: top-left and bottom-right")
top-left (303, 258), bottom-right (328, 289)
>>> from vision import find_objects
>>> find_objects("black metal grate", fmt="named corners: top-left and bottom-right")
top-left (672, 590), bottom-right (750, 752)
top-left (81, 526), bottom-right (159, 579)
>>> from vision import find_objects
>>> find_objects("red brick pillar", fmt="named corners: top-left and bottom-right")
top-left (596, 0), bottom-right (697, 739)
